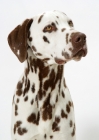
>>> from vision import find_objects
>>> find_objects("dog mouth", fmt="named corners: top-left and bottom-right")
top-left (55, 45), bottom-right (87, 64)
top-left (73, 49), bottom-right (86, 57)
top-left (73, 44), bottom-right (87, 59)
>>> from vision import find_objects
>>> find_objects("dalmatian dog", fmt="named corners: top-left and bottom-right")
top-left (8, 10), bottom-right (87, 140)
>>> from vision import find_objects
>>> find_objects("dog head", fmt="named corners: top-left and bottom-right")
top-left (8, 10), bottom-right (87, 65)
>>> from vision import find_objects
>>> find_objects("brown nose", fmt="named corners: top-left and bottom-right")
top-left (71, 32), bottom-right (86, 48)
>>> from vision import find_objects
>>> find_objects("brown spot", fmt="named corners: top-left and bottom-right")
top-left (63, 78), bottom-right (67, 88)
top-left (27, 112), bottom-right (40, 125)
top-left (12, 95), bottom-right (15, 104)
top-left (69, 47), bottom-right (73, 51)
top-left (32, 46), bottom-right (37, 52)
top-left (15, 112), bottom-right (18, 116)
top-left (29, 37), bottom-right (32, 41)
top-left (66, 33), bottom-right (69, 44)
top-left (25, 61), bottom-right (30, 77)
top-left (56, 21), bottom-right (58, 24)
top-left (15, 104), bottom-right (18, 116)
top-left (16, 98), bottom-right (19, 103)
top-left (69, 38), bottom-right (71, 42)
top-left (61, 28), bottom-right (66, 32)
top-left (68, 20), bottom-right (74, 27)
top-left (42, 66), bottom-right (50, 78)
top-left (15, 104), bottom-right (18, 110)
top-left (24, 96), bottom-right (28, 101)
top-left (52, 122), bottom-right (57, 131)
top-left (38, 14), bottom-right (44, 23)
top-left (23, 79), bottom-right (30, 96)
top-left (42, 58), bottom-right (50, 62)
top-left (50, 135), bottom-right (53, 139)
top-left (52, 116), bottom-right (60, 132)
top-left (31, 83), bottom-right (35, 93)
top-left (66, 104), bottom-right (70, 113)
top-left (62, 51), bottom-right (69, 59)
top-left (56, 95), bottom-right (58, 102)
top-left (17, 127), bottom-right (27, 135)
top-left (43, 36), bottom-right (50, 44)
top-left (71, 102), bottom-right (74, 108)
top-left (61, 109), bottom-right (68, 119)
top-left (14, 124), bottom-right (17, 134)
top-left (68, 101), bottom-right (72, 107)
top-left (31, 99), bottom-right (34, 105)
top-left (62, 12), bottom-right (67, 15)
top-left (71, 124), bottom-right (75, 136)
top-left (35, 95), bottom-right (39, 108)
top-left (62, 91), bottom-right (65, 98)
top-left (56, 16), bottom-right (59, 18)
top-left (16, 121), bottom-right (22, 127)
top-left (25, 67), bottom-right (29, 77)
top-left (44, 134), bottom-right (47, 139)
top-left (16, 89), bottom-right (22, 96)
top-left (55, 116), bottom-right (60, 123)
top-left (17, 81), bottom-right (22, 89)
top-left (52, 122), bottom-right (60, 132)
top-left (14, 121), bottom-right (22, 134)
top-left (42, 94), bottom-right (52, 121)
top-left (27, 45), bottom-right (30, 50)
top-left (36, 53), bottom-right (42, 56)
top-left (70, 120), bottom-right (73, 127)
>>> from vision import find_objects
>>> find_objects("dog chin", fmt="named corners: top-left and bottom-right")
top-left (72, 56), bottom-right (82, 61)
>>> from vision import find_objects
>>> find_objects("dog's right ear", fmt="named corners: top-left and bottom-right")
top-left (7, 19), bottom-right (33, 62)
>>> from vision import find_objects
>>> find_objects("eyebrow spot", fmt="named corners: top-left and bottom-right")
top-left (38, 14), bottom-right (44, 23)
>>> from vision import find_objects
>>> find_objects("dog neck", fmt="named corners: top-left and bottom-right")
top-left (23, 48), bottom-right (66, 109)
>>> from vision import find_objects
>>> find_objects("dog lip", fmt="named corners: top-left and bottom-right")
top-left (73, 47), bottom-right (87, 58)
top-left (55, 58), bottom-right (66, 65)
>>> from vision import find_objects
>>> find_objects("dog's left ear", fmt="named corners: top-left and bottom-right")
top-left (8, 19), bottom-right (33, 62)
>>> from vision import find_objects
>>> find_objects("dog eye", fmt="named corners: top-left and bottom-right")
top-left (68, 20), bottom-right (74, 27)
top-left (43, 23), bottom-right (57, 33)
top-left (45, 25), bottom-right (52, 31)
top-left (43, 25), bottom-right (53, 33)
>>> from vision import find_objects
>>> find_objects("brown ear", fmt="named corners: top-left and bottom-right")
top-left (8, 19), bottom-right (33, 62)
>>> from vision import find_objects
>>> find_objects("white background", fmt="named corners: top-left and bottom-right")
top-left (0, 0), bottom-right (99, 140)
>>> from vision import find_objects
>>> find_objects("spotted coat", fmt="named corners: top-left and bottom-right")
top-left (8, 10), bottom-right (87, 140)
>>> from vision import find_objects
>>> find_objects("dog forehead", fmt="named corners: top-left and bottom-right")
top-left (36, 10), bottom-right (70, 24)
top-left (44, 10), bottom-right (68, 18)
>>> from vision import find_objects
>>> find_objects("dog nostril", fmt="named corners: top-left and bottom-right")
top-left (84, 36), bottom-right (86, 42)
top-left (75, 37), bottom-right (81, 43)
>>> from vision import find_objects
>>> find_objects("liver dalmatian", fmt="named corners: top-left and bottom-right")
top-left (8, 10), bottom-right (87, 140)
